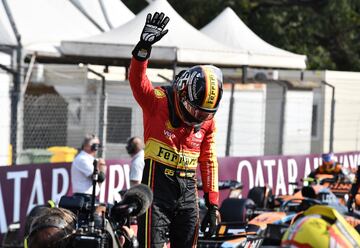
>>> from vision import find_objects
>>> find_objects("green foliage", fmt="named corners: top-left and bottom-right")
top-left (123, 0), bottom-right (360, 71)
top-left (245, 0), bottom-right (360, 70)
top-left (122, 0), bottom-right (147, 14)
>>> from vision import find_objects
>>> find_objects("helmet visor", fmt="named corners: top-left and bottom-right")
top-left (182, 100), bottom-right (215, 122)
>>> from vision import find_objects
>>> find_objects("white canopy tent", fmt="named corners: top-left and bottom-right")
top-left (0, 18), bottom-right (15, 47)
top-left (61, 0), bottom-right (248, 66)
top-left (0, 0), bottom-right (102, 54)
top-left (70, 0), bottom-right (135, 31)
top-left (201, 7), bottom-right (307, 69)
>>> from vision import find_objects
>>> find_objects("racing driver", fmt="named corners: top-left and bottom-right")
top-left (129, 12), bottom-right (223, 248)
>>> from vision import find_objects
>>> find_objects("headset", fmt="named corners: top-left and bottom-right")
top-left (90, 143), bottom-right (101, 152)
top-left (126, 137), bottom-right (137, 155)
top-left (81, 134), bottom-right (101, 152)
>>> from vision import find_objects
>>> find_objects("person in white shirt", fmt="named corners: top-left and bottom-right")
top-left (71, 134), bottom-right (107, 199)
top-left (126, 136), bottom-right (145, 187)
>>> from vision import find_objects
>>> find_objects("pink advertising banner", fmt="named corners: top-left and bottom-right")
top-left (216, 151), bottom-right (360, 203)
top-left (0, 151), bottom-right (360, 241)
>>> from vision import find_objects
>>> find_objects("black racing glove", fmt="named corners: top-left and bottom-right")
top-left (132, 12), bottom-right (170, 61)
top-left (201, 193), bottom-right (219, 238)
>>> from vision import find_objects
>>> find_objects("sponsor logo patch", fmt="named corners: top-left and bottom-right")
top-left (195, 132), bottom-right (202, 139)
top-left (206, 74), bottom-right (217, 105)
top-left (202, 67), bottom-right (219, 109)
top-left (154, 88), bottom-right (166, 98)
top-left (157, 146), bottom-right (198, 167)
top-left (145, 139), bottom-right (200, 169)
top-left (164, 130), bottom-right (175, 140)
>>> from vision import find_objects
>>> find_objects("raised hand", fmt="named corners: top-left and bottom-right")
top-left (132, 12), bottom-right (170, 61)
top-left (141, 12), bottom-right (169, 45)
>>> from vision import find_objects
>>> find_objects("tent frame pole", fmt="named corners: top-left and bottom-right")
top-left (3, 0), bottom-right (23, 165)
top-left (225, 65), bottom-right (247, 156)
top-left (321, 80), bottom-right (335, 153)
top-left (273, 81), bottom-right (287, 155)
top-left (87, 67), bottom-right (107, 158)
top-left (68, 0), bottom-right (105, 32)
top-left (225, 80), bottom-right (235, 156)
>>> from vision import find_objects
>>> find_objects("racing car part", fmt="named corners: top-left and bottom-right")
top-left (219, 198), bottom-right (256, 222)
top-left (247, 186), bottom-right (273, 208)
top-left (282, 205), bottom-right (360, 247)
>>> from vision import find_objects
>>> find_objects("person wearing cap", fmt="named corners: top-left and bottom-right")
top-left (308, 153), bottom-right (344, 179)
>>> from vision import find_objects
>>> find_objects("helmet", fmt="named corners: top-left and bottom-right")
top-left (322, 153), bottom-right (336, 170)
top-left (173, 65), bottom-right (223, 126)
top-left (281, 205), bottom-right (360, 247)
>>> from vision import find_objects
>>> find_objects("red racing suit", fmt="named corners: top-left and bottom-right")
top-left (129, 57), bottom-right (219, 248)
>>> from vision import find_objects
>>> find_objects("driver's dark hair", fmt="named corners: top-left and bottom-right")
top-left (25, 206), bottom-right (51, 237)
top-left (27, 208), bottom-right (76, 248)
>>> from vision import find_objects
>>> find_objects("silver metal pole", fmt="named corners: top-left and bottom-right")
top-left (87, 67), bottom-right (106, 158)
top-left (321, 81), bottom-right (335, 153)
top-left (273, 81), bottom-right (288, 155)
top-left (3, 0), bottom-right (22, 164)
top-left (225, 81), bottom-right (235, 156)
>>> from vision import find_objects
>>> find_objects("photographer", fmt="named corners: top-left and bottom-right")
top-left (71, 134), bottom-right (107, 200)
top-left (25, 207), bottom-right (136, 248)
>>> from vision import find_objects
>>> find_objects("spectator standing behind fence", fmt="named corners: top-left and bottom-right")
top-left (71, 134), bottom-right (107, 199)
top-left (126, 136), bottom-right (145, 187)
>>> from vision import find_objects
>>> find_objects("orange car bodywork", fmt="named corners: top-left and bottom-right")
top-left (249, 212), bottom-right (286, 229)
top-left (279, 174), bottom-right (352, 205)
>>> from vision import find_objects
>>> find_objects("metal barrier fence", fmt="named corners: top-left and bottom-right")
top-left (1, 79), bottom-right (314, 165)
top-left (3, 64), bottom-right (360, 165)
top-left (8, 89), bottom-right (145, 164)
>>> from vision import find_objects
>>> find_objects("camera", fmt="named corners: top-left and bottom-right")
top-left (58, 194), bottom-right (113, 248)
top-left (68, 231), bottom-right (111, 248)
top-left (57, 158), bottom-right (153, 248)
top-left (59, 183), bottom-right (152, 248)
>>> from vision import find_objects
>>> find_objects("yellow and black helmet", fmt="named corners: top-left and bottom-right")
top-left (173, 65), bottom-right (223, 126)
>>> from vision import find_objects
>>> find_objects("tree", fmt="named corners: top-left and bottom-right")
top-left (242, 0), bottom-right (360, 70)
top-left (123, 0), bottom-right (360, 71)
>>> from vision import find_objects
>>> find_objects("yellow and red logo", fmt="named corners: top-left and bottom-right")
top-left (202, 67), bottom-right (219, 109)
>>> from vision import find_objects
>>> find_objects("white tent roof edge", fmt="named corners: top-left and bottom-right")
top-left (0, 0), bottom-right (104, 55)
top-left (0, 2), bottom-right (16, 47)
top-left (60, 0), bottom-right (249, 67)
top-left (201, 7), bottom-right (307, 69)
top-left (61, 40), bottom-right (249, 66)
